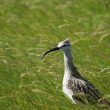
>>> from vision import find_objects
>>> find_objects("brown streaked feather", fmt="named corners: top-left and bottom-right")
top-left (97, 98), bottom-right (110, 108)
top-left (73, 92), bottom-right (89, 104)
top-left (67, 78), bottom-right (101, 103)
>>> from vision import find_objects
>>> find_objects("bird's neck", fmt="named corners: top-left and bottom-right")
top-left (64, 49), bottom-right (80, 77)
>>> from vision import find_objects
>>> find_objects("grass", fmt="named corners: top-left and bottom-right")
top-left (0, 0), bottom-right (110, 110)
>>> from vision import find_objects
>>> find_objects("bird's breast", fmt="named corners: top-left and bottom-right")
top-left (62, 72), bottom-right (71, 86)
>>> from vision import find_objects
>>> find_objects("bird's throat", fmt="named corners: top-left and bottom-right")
top-left (64, 49), bottom-right (74, 74)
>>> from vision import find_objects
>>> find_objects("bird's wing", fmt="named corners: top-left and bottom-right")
top-left (67, 78), bottom-right (101, 103)
top-left (73, 92), bottom-right (89, 104)
top-left (97, 97), bottom-right (110, 108)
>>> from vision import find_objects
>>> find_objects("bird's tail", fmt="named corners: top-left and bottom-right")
top-left (97, 97), bottom-right (110, 109)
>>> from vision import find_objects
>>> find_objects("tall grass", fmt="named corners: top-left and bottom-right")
top-left (0, 0), bottom-right (110, 110)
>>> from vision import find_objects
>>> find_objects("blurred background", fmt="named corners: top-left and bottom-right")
top-left (0, 0), bottom-right (110, 110)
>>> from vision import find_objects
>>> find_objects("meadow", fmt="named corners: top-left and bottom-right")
top-left (0, 0), bottom-right (110, 110)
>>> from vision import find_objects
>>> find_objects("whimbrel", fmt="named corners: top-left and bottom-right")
top-left (41, 39), bottom-right (110, 106)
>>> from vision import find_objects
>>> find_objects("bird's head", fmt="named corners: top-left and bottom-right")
top-left (41, 38), bottom-right (71, 58)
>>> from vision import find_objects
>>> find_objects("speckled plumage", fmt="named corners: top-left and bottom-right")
top-left (42, 39), bottom-right (110, 107)
top-left (62, 47), bottom-right (100, 104)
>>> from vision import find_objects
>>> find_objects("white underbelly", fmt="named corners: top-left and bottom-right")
top-left (62, 74), bottom-right (76, 104)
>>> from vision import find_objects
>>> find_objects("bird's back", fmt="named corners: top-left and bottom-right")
top-left (67, 76), bottom-right (101, 104)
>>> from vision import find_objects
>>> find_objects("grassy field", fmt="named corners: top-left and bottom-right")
top-left (0, 0), bottom-right (110, 110)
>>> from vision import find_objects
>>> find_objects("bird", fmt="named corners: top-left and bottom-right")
top-left (41, 38), bottom-right (110, 108)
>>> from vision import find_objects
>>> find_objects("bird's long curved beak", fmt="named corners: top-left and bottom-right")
top-left (41, 47), bottom-right (59, 59)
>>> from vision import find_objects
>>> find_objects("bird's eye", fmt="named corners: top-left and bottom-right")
top-left (63, 44), bottom-right (66, 47)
